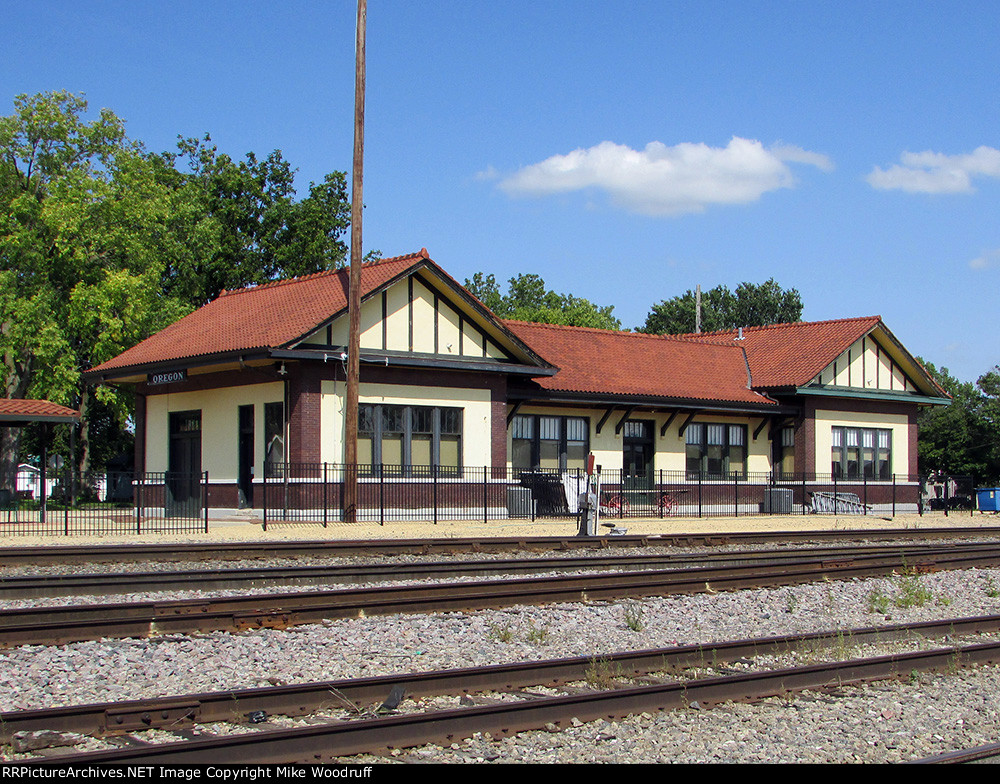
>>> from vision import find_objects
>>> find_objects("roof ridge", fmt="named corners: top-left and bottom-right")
top-left (676, 315), bottom-right (882, 339)
top-left (503, 319), bottom-right (737, 345)
top-left (217, 250), bottom-right (428, 299)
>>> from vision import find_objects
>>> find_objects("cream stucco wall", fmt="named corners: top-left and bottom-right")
top-left (145, 382), bottom-right (284, 480)
top-left (813, 408), bottom-right (909, 476)
top-left (507, 407), bottom-right (773, 473)
top-left (307, 275), bottom-right (509, 360)
top-left (320, 381), bottom-right (493, 467)
top-left (814, 336), bottom-right (915, 393)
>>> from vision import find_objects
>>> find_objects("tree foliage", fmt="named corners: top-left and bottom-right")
top-left (465, 272), bottom-right (621, 330)
top-left (163, 135), bottom-right (350, 305)
top-left (0, 91), bottom-right (353, 477)
top-left (918, 360), bottom-right (1000, 483)
top-left (638, 279), bottom-right (803, 334)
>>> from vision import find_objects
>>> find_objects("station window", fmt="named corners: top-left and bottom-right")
top-left (831, 426), bottom-right (891, 480)
top-left (511, 415), bottom-right (589, 472)
top-left (775, 426), bottom-right (795, 478)
top-left (685, 423), bottom-right (747, 479)
top-left (358, 404), bottom-right (462, 475)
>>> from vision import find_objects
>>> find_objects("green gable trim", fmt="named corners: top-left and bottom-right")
top-left (794, 386), bottom-right (950, 406)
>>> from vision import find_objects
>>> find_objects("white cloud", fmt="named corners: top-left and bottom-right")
top-left (496, 137), bottom-right (833, 216)
top-left (970, 249), bottom-right (1000, 270)
top-left (475, 165), bottom-right (499, 182)
top-left (867, 146), bottom-right (1000, 194)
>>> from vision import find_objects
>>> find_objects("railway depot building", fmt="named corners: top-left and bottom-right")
top-left (86, 249), bottom-right (949, 519)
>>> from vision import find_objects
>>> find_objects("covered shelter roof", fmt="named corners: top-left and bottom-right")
top-left (0, 399), bottom-right (81, 425)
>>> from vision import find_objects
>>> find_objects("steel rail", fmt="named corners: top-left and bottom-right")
top-left (1, 526), bottom-right (998, 566)
top-left (913, 742), bottom-right (1000, 764)
top-left (3, 613), bottom-right (1000, 743)
top-left (5, 548), bottom-right (1000, 647)
top-left (11, 631), bottom-right (1000, 764)
top-left (0, 542), bottom-right (987, 600)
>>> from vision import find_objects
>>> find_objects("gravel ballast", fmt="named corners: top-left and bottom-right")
top-left (4, 554), bottom-right (1000, 763)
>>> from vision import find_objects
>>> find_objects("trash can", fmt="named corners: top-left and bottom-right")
top-left (977, 488), bottom-right (1000, 512)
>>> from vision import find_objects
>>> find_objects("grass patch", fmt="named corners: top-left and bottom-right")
top-left (623, 602), bottom-right (645, 632)
top-left (866, 573), bottom-right (938, 614)
top-left (585, 657), bottom-right (626, 690)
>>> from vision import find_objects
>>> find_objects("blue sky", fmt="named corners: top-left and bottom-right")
top-left (4, 1), bottom-right (999, 383)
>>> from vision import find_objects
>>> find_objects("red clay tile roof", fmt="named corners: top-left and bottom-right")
top-left (685, 316), bottom-right (883, 389)
top-left (91, 251), bottom-right (430, 373)
top-left (503, 320), bottom-right (777, 406)
top-left (0, 399), bottom-right (80, 423)
top-left (90, 251), bottom-right (936, 408)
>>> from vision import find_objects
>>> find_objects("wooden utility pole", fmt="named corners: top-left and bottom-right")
top-left (344, 0), bottom-right (366, 523)
top-left (695, 284), bottom-right (702, 334)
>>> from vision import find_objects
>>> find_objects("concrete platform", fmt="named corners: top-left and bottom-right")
top-left (0, 511), bottom-right (996, 548)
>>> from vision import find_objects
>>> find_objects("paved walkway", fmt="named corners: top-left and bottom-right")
top-left (0, 511), bottom-right (996, 548)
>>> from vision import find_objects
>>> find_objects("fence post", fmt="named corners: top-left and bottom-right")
top-left (892, 474), bottom-right (896, 517)
top-left (379, 464), bottom-right (385, 527)
top-left (323, 463), bottom-right (329, 528)
top-left (433, 463), bottom-right (439, 525)
top-left (483, 466), bottom-right (488, 525)
top-left (203, 471), bottom-right (209, 533)
top-left (863, 470), bottom-right (868, 516)
top-left (733, 472), bottom-right (739, 518)
top-left (530, 466), bottom-right (536, 522)
top-left (833, 471), bottom-right (838, 515)
top-left (918, 475), bottom-right (923, 516)
top-left (134, 473), bottom-right (140, 535)
top-left (262, 470), bottom-right (268, 531)
top-left (944, 476), bottom-right (950, 517)
top-left (802, 472), bottom-right (806, 515)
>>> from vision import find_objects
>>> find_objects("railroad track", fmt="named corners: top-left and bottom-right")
top-left (6, 613), bottom-right (1000, 764)
top-left (6, 545), bottom-right (1000, 647)
top-left (1, 542), bottom-right (992, 600)
top-left (916, 742), bottom-right (1000, 764)
top-left (1, 526), bottom-right (998, 566)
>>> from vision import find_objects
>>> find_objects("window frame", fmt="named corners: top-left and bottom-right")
top-left (358, 404), bottom-right (463, 476)
top-left (774, 426), bottom-right (795, 478)
top-left (511, 414), bottom-right (590, 473)
top-left (263, 401), bottom-right (285, 478)
top-left (831, 426), bottom-right (892, 481)
top-left (685, 422), bottom-right (748, 480)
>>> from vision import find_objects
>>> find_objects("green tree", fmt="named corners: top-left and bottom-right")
top-left (465, 272), bottom-right (621, 330)
top-left (917, 360), bottom-right (1000, 483)
top-left (1, 92), bottom-right (356, 483)
top-left (0, 91), bottom-right (191, 481)
top-left (638, 279), bottom-right (803, 334)
top-left (164, 135), bottom-right (351, 306)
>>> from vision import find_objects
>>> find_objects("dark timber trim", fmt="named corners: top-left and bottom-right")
top-left (659, 411), bottom-right (678, 438)
top-left (433, 292), bottom-right (440, 354)
top-left (381, 291), bottom-right (388, 351)
top-left (677, 411), bottom-right (699, 438)
top-left (407, 275), bottom-right (414, 353)
top-left (595, 408), bottom-right (615, 435)
top-left (614, 407), bottom-right (636, 435)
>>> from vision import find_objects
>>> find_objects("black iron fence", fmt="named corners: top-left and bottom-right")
top-left (259, 464), bottom-right (976, 528)
top-left (0, 470), bottom-right (208, 536)
top-left (0, 465), bottom-right (983, 536)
